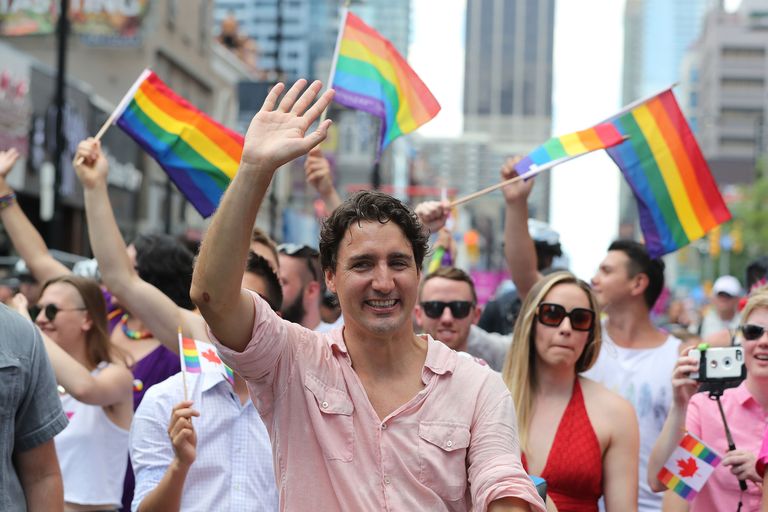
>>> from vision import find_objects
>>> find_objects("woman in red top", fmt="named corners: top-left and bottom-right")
top-left (502, 271), bottom-right (639, 511)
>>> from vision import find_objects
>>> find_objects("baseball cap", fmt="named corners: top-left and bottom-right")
top-left (528, 219), bottom-right (559, 246)
top-left (712, 275), bottom-right (742, 298)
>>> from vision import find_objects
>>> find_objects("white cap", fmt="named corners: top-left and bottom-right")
top-left (712, 275), bottom-right (742, 297)
top-left (528, 219), bottom-right (560, 246)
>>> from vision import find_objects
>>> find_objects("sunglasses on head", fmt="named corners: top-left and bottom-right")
top-left (30, 303), bottom-right (87, 322)
top-left (741, 324), bottom-right (767, 341)
top-left (536, 303), bottom-right (595, 332)
top-left (420, 300), bottom-right (474, 319)
top-left (278, 243), bottom-right (320, 281)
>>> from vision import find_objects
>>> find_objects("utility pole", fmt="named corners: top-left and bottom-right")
top-left (49, 0), bottom-right (69, 249)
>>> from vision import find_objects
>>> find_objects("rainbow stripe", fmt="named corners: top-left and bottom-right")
top-left (332, 12), bottom-right (440, 155)
top-left (113, 69), bottom-right (244, 218)
top-left (681, 433), bottom-right (721, 465)
top-left (515, 123), bottom-right (625, 175)
top-left (224, 364), bottom-right (235, 386)
top-left (606, 90), bottom-right (731, 257)
top-left (181, 337), bottom-right (201, 374)
top-left (658, 467), bottom-right (698, 500)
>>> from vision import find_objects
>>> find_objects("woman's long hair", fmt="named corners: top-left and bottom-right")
top-left (501, 271), bottom-right (602, 448)
top-left (41, 275), bottom-right (124, 369)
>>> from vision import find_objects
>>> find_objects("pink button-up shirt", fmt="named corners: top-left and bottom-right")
top-left (686, 382), bottom-right (768, 512)
top-left (212, 291), bottom-right (545, 512)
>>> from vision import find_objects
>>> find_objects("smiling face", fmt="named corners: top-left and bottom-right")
top-left (326, 221), bottom-right (419, 339)
top-left (533, 283), bottom-right (594, 369)
top-left (415, 277), bottom-right (479, 351)
top-left (35, 281), bottom-right (91, 353)
top-left (742, 307), bottom-right (768, 380)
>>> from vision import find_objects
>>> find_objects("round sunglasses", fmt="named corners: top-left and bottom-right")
top-left (30, 303), bottom-right (87, 322)
top-left (536, 303), bottom-right (595, 332)
top-left (420, 300), bottom-right (474, 319)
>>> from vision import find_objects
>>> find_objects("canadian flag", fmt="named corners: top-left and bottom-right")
top-left (658, 433), bottom-right (721, 500)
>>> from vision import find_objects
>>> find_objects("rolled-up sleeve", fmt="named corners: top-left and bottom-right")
top-left (130, 386), bottom-right (176, 512)
top-left (209, 290), bottom-right (310, 414)
top-left (468, 392), bottom-right (546, 512)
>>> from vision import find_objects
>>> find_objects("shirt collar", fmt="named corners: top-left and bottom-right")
top-left (734, 380), bottom-right (756, 406)
top-left (327, 330), bottom-right (457, 376)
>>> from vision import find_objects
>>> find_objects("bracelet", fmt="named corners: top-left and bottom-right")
top-left (0, 192), bottom-right (16, 209)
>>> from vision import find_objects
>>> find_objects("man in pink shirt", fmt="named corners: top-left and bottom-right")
top-left (191, 79), bottom-right (545, 512)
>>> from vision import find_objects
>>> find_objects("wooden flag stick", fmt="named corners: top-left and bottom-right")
top-left (448, 162), bottom-right (552, 208)
top-left (73, 108), bottom-right (117, 166)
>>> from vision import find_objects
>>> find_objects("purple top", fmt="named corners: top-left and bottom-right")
top-left (129, 344), bottom-right (180, 408)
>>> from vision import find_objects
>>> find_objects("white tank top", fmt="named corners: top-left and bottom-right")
top-left (55, 362), bottom-right (129, 507)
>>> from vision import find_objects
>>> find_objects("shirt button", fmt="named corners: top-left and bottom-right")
top-left (381, 423), bottom-right (387, 430)
top-left (446, 440), bottom-right (453, 448)
top-left (384, 477), bottom-right (391, 485)
top-left (321, 401), bottom-right (329, 408)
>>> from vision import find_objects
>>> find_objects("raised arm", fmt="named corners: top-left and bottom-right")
top-left (647, 352), bottom-right (699, 492)
top-left (13, 293), bottom-right (133, 407)
top-left (73, 140), bottom-right (204, 350)
top-left (500, 158), bottom-right (541, 300)
top-left (191, 79), bottom-right (333, 351)
top-left (0, 149), bottom-right (70, 282)
top-left (305, 146), bottom-right (342, 212)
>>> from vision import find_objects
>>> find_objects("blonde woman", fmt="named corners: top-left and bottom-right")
top-left (503, 271), bottom-right (639, 511)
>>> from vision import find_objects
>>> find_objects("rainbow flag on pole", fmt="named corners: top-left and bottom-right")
top-left (180, 336), bottom-right (201, 374)
top-left (112, 69), bottom-right (244, 218)
top-left (330, 11), bottom-right (440, 156)
top-left (514, 123), bottom-right (625, 175)
top-left (606, 89), bottom-right (731, 257)
top-left (657, 433), bottom-right (721, 501)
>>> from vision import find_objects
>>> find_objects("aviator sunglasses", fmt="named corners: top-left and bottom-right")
top-left (30, 303), bottom-right (87, 322)
top-left (420, 301), bottom-right (474, 319)
top-left (536, 303), bottom-right (595, 332)
top-left (741, 324), bottom-right (768, 341)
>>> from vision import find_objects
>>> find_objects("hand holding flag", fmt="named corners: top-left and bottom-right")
top-left (657, 433), bottom-right (722, 501)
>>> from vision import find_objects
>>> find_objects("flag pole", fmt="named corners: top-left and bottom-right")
top-left (319, 0), bottom-right (350, 124)
top-left (178, 326), bottom-right (189, 401)
top-left (448, 136), bottom-right (628, 208)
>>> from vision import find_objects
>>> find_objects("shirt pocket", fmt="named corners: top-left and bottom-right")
top-left (304, 371), bottom-right (355, 462)
top-left (418, 421), bottom-right (471, 502)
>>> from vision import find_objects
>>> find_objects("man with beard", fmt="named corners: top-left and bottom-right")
top-left (277, 243), bottom-right (340, 331)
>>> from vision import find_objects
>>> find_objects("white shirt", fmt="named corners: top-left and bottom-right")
top-left (131, 371), bottom-right (278, 512)
top-left (56, 363), bottom-right (129, 508)
top-left (583, 326), bottom-right (681, 512)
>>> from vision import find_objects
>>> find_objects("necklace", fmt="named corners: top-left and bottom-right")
top-left (120, 314), bottom-right (153, 340)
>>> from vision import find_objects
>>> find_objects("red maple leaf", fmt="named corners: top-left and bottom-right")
top-left (201, 349), bottom-right (222, 365)
top-left (677, 457), bottom-right (699, 478)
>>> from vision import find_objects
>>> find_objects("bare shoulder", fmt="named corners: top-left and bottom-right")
top-left (579, 377), bottom-right (636, 419)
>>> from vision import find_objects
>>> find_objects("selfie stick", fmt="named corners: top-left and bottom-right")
top-left (709, 389), bottom-right (748, 497)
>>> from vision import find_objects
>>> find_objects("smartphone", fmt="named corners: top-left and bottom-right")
top-left (689, 346), bottom-right (746, 382)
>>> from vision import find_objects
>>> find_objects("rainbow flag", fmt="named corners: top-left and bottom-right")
top-left (514, 123), bottom-right (625, 175)
top-left (606, 89), bottom-right (731, 257)
top-left (112, 69), bottom-right (244, 218)
top-left (180, 336), bottom-right (201, 374)
top-left (657, 433), bottom-right (721, 501)
top-left (331, 11), bottom-right (440, 156)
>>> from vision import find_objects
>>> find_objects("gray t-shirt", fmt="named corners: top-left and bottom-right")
top-left (0, 304), bottom-right (68, 512)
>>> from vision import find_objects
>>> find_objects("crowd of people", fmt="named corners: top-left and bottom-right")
top-left (2, 78), bottom-right (768, 512)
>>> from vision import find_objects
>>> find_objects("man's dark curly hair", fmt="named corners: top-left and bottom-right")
top-left (132, 234), bottom-right (195, 310)
top-left (319, 191), bottom-right (429, 273)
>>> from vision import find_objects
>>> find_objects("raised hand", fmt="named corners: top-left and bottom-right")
top-left (305, 146), bottom-right (334, 196)
top-left (73, 138), bottom-right (109, 189)
top-left (500, 156), bottom-right (534, 205)
top-left (414, 200), bottom-right (450, 234)
top-left (168, 401), bottom-right (200, 468)
top-left (241, 79), bottom-right (334, 172)
top-left (670, 350), bottom-right (700, 409)
top-left (0, 148), bottom-right (20, 193)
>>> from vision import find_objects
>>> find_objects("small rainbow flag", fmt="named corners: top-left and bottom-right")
top-left (657, 433), bottom-right (722, 501)
top-left (606, 89), bottom-right (731, 257)
top-left (331, 11), bottom-right (440, 156)
top-left (224, 364), bottom-right (235, 386)
top-left (514, 123), bottom-right (625, 175)
top-left (112, 69), bottom-right (244, 218)
top-left (180, 336), bottom-right (201, 374)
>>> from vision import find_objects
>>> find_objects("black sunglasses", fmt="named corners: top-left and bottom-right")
top-left (741, 324), bottom-right (767, 341)
top-left (420, 301), bottom-right (474, 319)
top-left (278, 243), bottom-right (320, 281)
top-left (536, 303), bottom-right (595, 332)
top-left (30, 303), bottom-right (87, 322)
